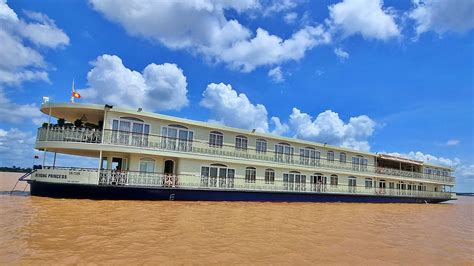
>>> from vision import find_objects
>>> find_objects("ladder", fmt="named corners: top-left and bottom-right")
top-left (10, 169), bottom-right (36, 194)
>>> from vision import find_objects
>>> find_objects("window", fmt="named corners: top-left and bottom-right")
top-left (348, 177), bottom-right (357, 192)
top-left (235, 135), bottom-right (248, 151)
top-left (339, 152), bottom-right (346, 164)
top-left (161, 125), bottom-right (193, 151)
top-left (310, 173), bottom-right (326, 191)
top-left (300, 147), bottom-right (317, 166)
top-left (112, 118), bottom-right (150, 146)
top-left (352, 156), bottom-right (367, 171)
top-left (256, 139), bottom-right (267, 153)
top-left (139, 158), bottom-right (155, 173)
top-left (201, 165), bottom-right (234, 188)
top-left (330, 175), bottom-right (338, 186)
top-left (389, 182), bottom-right (395, 189)
top-left (209, 131), bottom-right (223, 148)
top-left (275, 143), bottom-right (294, 163)
top-left (283, 172), bottom-right (306, 191)
top-left (365, 178), bottom-right (372, 188)
top-left (265, 169), bottom-right (275, 184)
top-left (245, 167), bottom-right (256, 183)
top-left (327, 151), bottom-right (334, 162)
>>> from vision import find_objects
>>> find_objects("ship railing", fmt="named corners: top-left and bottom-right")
top-left (35, 128), bottom-right (455, 183)
top-left (94, 169), bottom-right (454, 199)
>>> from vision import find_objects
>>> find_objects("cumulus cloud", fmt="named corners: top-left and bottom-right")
top-left (79, 54), bottom-right (189, 111)
top-left (334, 47), bottom-right (349, 60)
top-left (0, 89), bottom-right (44, 125)
top-left (200, 83), bottom-right (269, 133)
top-left (289, 108), bottom-right (376, 151)
top-left (263, 0), bottom-right (299, 16)
top-left (284, 12), bottom-right (298, 24)
top-left (90, 0), bottom-right (330, 72)
top-left (327, 0), bottom-right (400, 40)
top-left (386, 151), bottom-right (461, 168)
top-left (270, 116), bottom-right (289, 135)
top-left (408, 0), bottom-right (474, 37)
top-left (268, 66), bottom-right (284, 83)
top-left (0, 128), bottom-right (37, 167)
top-left (0, 0), bottom-right (69, 86)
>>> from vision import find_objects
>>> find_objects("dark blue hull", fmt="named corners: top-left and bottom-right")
top-left (28, 181), bottom-right (451, 203)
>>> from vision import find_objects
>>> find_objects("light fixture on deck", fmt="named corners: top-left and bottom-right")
top-left (137, 107), bottom-right (143, 112)
top-left (80, 114), bottom-right (88, 122)
top-left (251, 129), bottom-right (256, 133)
top-left (105, 104), bottom-right (113, 109)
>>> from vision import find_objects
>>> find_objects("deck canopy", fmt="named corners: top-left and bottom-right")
top-left (40, 103), bottom-right (105, 125)
top-left (377, 154), bottom-right (423, 172)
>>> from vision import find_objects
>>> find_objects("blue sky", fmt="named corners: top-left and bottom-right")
top-left (0, 0), bottom-right (473, 191)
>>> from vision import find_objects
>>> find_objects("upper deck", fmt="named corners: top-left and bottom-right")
top-left (36, 102), bottom-right (455, 185)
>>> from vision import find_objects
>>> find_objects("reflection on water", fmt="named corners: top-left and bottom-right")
top-left (1, 173), bottom-right (473, 265)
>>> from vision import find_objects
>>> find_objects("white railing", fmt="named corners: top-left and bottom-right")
top-left (93, 169), bottom-right (454, 199)
top-left (36, 128), bottom-right (455, 184)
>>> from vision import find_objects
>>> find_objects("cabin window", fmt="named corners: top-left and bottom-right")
top-left (365, 178), bottom-right (372, 188)
top-left (327, 151), bottom-right (334, 162)
top-left (352, 156), bottom-right (368, 171)
top-left (265, 169), bottom-right (275, 184)
top-left (339, 152), bottom-right (346, 164)
top-left (275, 143), bottom-right (294, 163)
top-left (245, 167), bottom-right (256, 183)
top-left (256, 139), bottom-right (267, 153)
top-left (389, 182), bottom-right (395, 189)
top-left (348, 177), bottom-right (357, 187)
top-left (139, 158), bottom-right (155, 173)
top-left (235, 135), bottom-right (248, 151)
top-left (201, 165), bottom-right (234, 188)
top-left (330, 175), bottom-right (338, 186)
top-left (209, 131), bottom-right (223, 148)
top-left (112, 118), bottom-right (150, 146)
top-left (161, 125), bottom-right (193, 151)
top-left (283, 172), bottom-right (306, 191)
top-left (300, 147), bottom-right (317, 166)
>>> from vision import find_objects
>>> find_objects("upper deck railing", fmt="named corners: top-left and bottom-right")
top-left (36, 128), bottom-right (455, 184)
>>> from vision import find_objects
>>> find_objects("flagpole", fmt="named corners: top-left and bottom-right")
top-left (71, 78), bottom-right (75, 103)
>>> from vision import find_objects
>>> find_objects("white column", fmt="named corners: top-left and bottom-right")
top-left (42, 107), bottom-right (52, 166)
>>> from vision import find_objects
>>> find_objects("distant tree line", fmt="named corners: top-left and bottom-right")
top-left (0, 166), bottom-right (32, 173)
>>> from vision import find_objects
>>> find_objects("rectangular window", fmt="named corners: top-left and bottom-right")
top-left (300, 148), bottom-right (317, 166)
top-left (339, 152), bottom-right (346, 164)
top-left (265, 170), bottom-right (275, 184)
top-left (275, 144), bottom-right (293, 163)
top-left (256, 139), bottom-right (267, 153)
top-left (245, 168), bottom-right (256, 183)
top-left (389, 182), bottom-right (395, 189)
top-left (330, 175), bottom-right (338, 186)
top-left (365, 179), bottom-right (372, 188)
top-left (209, 132), bottom-right (223, 148)
top-left (327, 151), bottom-right (334, 162)
top-left (235, 136), bottom-right (248, 151)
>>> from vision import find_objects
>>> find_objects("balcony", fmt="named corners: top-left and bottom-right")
top-left (33, 167), bottom-right (456, 200)
top-left (35, 128), bottom-right (455, 184)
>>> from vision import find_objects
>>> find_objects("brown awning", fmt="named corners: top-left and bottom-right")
top-left (377, 154), bottom-right (424, 165)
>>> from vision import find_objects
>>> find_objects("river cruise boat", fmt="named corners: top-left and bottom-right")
top-left (27, 101), bottom-right (456, 203)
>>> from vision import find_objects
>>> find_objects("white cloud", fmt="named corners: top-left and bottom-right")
top-left (284, 12), bottom-right (298, 24)
top-left (90, 0), bottom-right (330, 72)
top-left (409, 0), bottom-right (474, 37)
top-left (200, 83), bottom-right (269, 133)
top-left (79, 54), bottom-right (189, 111)
top-left (327, 0), bottom-right (400, 40)
top-left (446, 139), bottom-right (460, 146)
top-left (334, 47), bottom-right (349, 60)
top-left (0, 89), bottom-right (44, 125)
top-left (268, 66), bottom-right (284, 83)
top-left (289, 108), bottom-right (376, 151)
top-left (263, 0), bottom-right (299, 16)
top-left (386, 151), bottom-right (460, 168)
top-left (0, 128), bottom-right (36, 167)
top-left (0, 0), bottom-right (69, 86)
top-left (270, 116), bottom-right (289, 135)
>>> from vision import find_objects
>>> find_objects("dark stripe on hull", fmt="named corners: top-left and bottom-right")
top-left (28, 181), bottom-right (451, 203)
